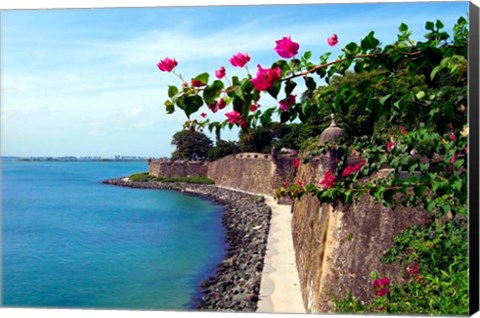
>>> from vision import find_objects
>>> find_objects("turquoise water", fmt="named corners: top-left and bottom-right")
top-left (1, 160), bottom-right (226, 310)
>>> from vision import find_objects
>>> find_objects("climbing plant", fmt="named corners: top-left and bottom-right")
top-left (157, 16), bottom-right (469, 315)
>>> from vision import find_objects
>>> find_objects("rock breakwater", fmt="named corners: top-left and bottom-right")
top-left (102, 178), bottom-right (272, 312)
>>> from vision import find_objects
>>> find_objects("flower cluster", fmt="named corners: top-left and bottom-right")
top-left (279, 94), bottom-right (297, 111)
top-left (319, 170), bottom-right (336, 189)
top-left (373, 277), bottom-right (391, 297)
top-left (274, 36), bottom-right (300, 58)
top-left (342, 160), bottom-right (366, 177)
top-left (251, 65), bottom-right (282, 91)
top-left (229, 52), bottom-right (250, 68)
top-left (157, 57), bottom-right (178, 72)
top-left (293, 157), bottom-right (301, 169)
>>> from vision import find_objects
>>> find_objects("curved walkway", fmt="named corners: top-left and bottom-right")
top-left (209, 186), bottom-right (305, 313)
top-left (256, 196), bottom-right (305, 313)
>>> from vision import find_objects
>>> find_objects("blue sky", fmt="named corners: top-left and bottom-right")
top-left (0, 1), bottom-right (469, 158)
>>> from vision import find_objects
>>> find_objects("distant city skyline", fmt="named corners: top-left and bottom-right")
top-left (0, 1), bottom-right (469, 158)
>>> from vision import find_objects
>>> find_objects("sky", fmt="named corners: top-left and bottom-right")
top-left (0, 1), bottom-right (470, 158)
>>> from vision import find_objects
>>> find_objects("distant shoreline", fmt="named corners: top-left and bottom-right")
top-left (103, 177), bottom-right (272, 312)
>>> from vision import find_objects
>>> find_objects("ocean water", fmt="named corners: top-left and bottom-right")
top-left (1, 160), bottom-right (226, 310)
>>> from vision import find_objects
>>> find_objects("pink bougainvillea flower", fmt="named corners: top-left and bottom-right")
top-left (250, 104), bottom-right (259, 112)
top-left (408, 265), bottom-right (420, 276)
top-left (450, 133), bottom-right (457, 141)
top-left (327, 34), bottom-right (338, 47)
top-left (296, 180), bottom-right (303, 187)
top-left (373, 277), bottom-right (391, 288)
top-left (200, 112), bottom-right (207, 118)
top-left (376, 288), bottom-right (389, 297)
top-left (274, 36), bottom-right (300, 59)
top-left (215, 66), bottom-right (226, 79)
top-left (450, 157), bottom-right (456, 164)
top-left (279, 94), bottom-right (297, 111)
top-left (225, 110), bottom-right (242, 124)
top-left (283, 181), bottom-right (289, 187)
top-left (293, 157), bottom-right (301, 169)
top-left (251, 65), bottom-right (282, 91)
top-left (342, 160), bottom-right (366, 177)
top-left (191, 79), bottom-right (206, 87)
top-left (229, 52), bottom-right (250, 68)
top-left (182, 82), bottom-right (189, 87)
top-left (218, 98), bottom-right (226, 110)
top-left (399, 126), bottom-right (408, 135)
top-left (387, 141), bottom-right (395, 151)
top-left (157, 57), bottom-right (178, 72)
top-left (208, 101), bottom-right (218, 113)
top-left (239, 118), bottom-right (248, 129)
top-left (319, 170), bottom-right (336, 189)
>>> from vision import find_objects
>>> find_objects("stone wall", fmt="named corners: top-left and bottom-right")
top-left (148, 160), bottom-right (208, 178)
top-left (149, 153), bottom-right (296, 196)
top-left (291, 157), bottom-right (428, 313)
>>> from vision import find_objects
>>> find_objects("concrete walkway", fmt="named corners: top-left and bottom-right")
top-left (214, 186), bottom-right (305, 313)
top-left (256, 196), bottom-right (305, 313)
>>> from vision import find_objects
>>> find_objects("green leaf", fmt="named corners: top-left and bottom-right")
top-left (285, 80), bottom-right (297, 96)
top-left (304, 76), bottom-right (316, 92)
top-left (425, 21), bottom-right (435, 31)
top-left (168, 85), bottom-right (179, 98)
top-left (399, 22), bottom-right (409, 33)
top-left (193, 72), bottom-right (209, 84)
top-left (344, 42), bottom-right (360, 55)
top-left (416, 91), bottom-right (426, 100)
top-left (302, 100), bottom-right (312, 117)
top-left (379, 94), bottom-right (391, 105)
top-left (164, 100), bottom-right (175, 114)
top-left (383, 189), bottom-right (395, 206)
top-left (303, 50), bottom-right (312, 60)
top-left (436, 19), bottom-right (444, 30)
top-left (183, 95), bottom-right (203, 118)
top-left (203, 80), bottom-right (224, 105)
top-left (361, 31), bottom-right (380, 51)
top-left (267, 80), bottom-right (282, 99)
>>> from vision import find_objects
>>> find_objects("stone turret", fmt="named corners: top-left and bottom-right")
top-left (319, 113), bottom-right (345, 172)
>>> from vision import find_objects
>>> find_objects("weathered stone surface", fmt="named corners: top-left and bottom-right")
top-left (291, 160), bottom-right (428, 313)
top-left (103, 178), bottom-right (272, 312)
top-left (148, 153), bottom-right (296, 199)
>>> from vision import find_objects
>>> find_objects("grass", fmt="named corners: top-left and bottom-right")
top-left (129, 172), bottom-right (215, 185)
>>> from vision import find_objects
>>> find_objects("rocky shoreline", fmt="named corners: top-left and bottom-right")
top-left (102, 178), bottom-right (272, 312)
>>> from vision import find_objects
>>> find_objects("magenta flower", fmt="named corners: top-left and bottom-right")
top-left (225, 111), bottom-right (242, 124)
top-left (229, 52), bottom-right (250, 68)
top-left (387, 141), bottom-right (394, 151)
top-left (293, 158), bottom-right (300, 169)
top-left (450, 133), bottom-right (457, 141)
top-left (208, 101), bottom-right (218, 113)
top-left (274, 36), bottom-right (300, 59)
top-left (342, 160), bottom-right (366, 177)
top-left (279, 94), bottom-right (296, 111)
top-left (373, 277), bottom-right (391, 288)
top-left (450, 157), bottom-right (456, 164)
top-left (218, 98), bottom-right (226, 110)
top-left (157, 57), bottom-right (178, 72)
top-left (251, 65), bottom-right (282, 91)
top-left (215, 66), bottom-right (226, 79)
top-left (376, 288), bottom-right (389, 297)
top-left (200, 112), bottom-right (207, 118)
top-left (250, 104), bottom-right (258, 112)
top-left (327, 34), bottom-right (338, 47)
top-left (319, 170), bottom-right (336, 189)
top-left (192, 79), bottom-right (206, 87)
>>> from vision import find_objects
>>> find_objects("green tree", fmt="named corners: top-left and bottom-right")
top-left (207, 140), bottom-right (241, 161)
top-left (171, 129), bottom-right (213, 160)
